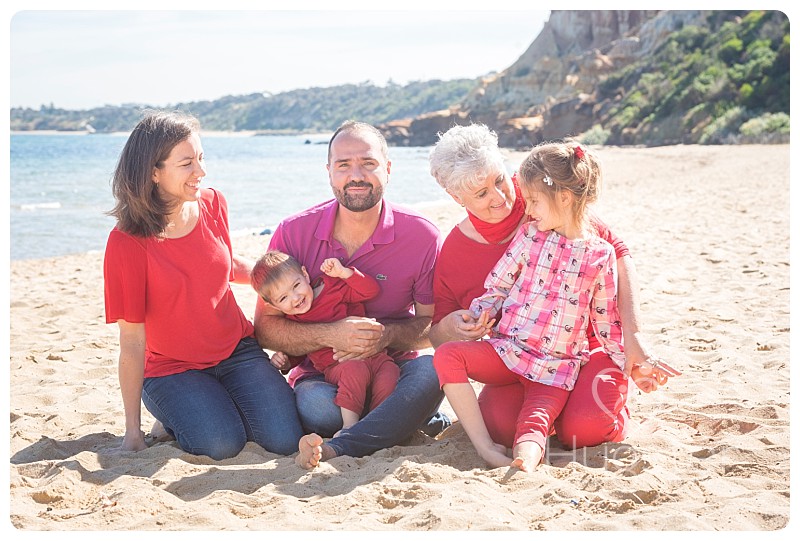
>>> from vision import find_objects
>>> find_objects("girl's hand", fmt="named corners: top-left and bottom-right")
top-left (270, 351), bottom-right (292, 371)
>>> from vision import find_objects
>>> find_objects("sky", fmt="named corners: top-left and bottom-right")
top-left (6, 2), bottom-right (550, 111)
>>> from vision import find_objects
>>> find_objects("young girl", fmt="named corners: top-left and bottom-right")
top-left (433, 141), bottom-right (626, 472)
top-left (251, 251), bottom-right (400, 437)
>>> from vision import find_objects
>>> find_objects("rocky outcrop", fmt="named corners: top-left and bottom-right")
top-left (382, 10), bottom-right (707, 148)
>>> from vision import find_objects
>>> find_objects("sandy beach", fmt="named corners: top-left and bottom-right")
top-left (7, 144), bottom-right (791, 531)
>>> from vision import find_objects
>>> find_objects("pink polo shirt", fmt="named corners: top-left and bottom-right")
top-left (268, 198), bottom-right (442, 384)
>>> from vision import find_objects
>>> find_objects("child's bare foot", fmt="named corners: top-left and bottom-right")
top-left (295, 433), bottom-right (324, 469)
top-left (476, 442), bottom-right (513, 469)
top-left (510, 441), bottom-right (543, 472)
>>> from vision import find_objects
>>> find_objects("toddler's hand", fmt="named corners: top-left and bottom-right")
top-left (270, 351), bottom-right (292, 371)
top-left (321, 258), bottom-right (349, 278)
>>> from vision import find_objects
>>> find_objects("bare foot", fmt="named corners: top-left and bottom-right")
top-left (510, 441), bottom-right (543, 472)
top-left (295, 433), bottom-right (324, 469)
top-left (149, 420), bottom-right (175, 443)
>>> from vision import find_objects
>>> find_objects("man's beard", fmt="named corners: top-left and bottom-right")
top-left (333, 181), bottom-right (384, 212)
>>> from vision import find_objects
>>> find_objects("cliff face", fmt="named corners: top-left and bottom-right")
top-left (464, 10), bottom-right (659, 117)
top-left (383, 10), bottom-right (706, 147)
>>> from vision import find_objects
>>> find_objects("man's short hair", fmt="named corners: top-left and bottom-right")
top-left (327, 120), bottom-right (388, 163)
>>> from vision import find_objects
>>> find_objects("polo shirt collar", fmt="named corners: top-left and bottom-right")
top-left (314, 199), bottom-right (395, 246)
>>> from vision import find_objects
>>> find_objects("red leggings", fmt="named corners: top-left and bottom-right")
top-left (478, 349), bottom-right (630, 449)
top-left (433, 340), bottom-right (569, 451)
top-left (324, 355), bottom-right (400, 415)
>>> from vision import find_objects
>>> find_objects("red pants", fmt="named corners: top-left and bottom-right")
top-left (324, 355), bottom-right (400, 416)
top-left (478, 349), bottom-right (630, 449)
top-left (433, 340), bottom-right (569, 451)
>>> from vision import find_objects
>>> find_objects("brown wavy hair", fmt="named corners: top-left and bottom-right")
top-left (108, 110), bottom-right (200, 238)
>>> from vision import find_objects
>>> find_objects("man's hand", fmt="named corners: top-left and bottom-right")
top-left (331, 317), bottom-right (386, 361)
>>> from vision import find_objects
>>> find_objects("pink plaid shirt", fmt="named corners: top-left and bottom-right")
top-left (470, 222), bottom-right (625, 390)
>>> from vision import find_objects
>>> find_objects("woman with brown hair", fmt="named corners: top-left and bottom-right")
top-left (104, 111), bottom-right (303, 459)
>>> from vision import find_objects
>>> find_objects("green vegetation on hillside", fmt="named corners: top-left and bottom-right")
top-left (595, 10), bottom-right (789, 145)
top-left (10, 79), bottom-right (477, 134)
top-left (10, 11), bottom-right (789, 146)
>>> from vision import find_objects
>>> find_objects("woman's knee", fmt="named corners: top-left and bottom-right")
top-left (179, 425), bottom-right (247, 460)
top-left (258, 431), bottom-right (302, 456)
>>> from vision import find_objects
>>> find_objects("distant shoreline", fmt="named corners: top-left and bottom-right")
top-left (8, 196), bottom-right (465, 264)
top-left (11, 129), bottom-right (334, 138)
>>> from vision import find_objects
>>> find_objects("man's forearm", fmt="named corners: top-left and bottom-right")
top-left (381, 316), bottom-right (433, 352)
top-left (254, 312), bottom-right (336, 356)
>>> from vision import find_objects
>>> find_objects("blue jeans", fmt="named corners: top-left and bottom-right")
top-left (294, 354), bottom-right (450, 458)
top-left (142, 337), bottom-right (303, 460)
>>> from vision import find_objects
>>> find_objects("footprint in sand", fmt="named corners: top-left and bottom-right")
top-left (377, 485), bottom-right (435, 510)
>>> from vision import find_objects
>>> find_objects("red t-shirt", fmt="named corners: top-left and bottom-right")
top-left (104, 188), bottom-right (254, 377)
top-left (432, 215), bottom-right (630, 329)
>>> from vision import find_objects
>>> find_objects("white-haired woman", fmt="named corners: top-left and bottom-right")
top-left (428, 124), bottom-right (678, 451)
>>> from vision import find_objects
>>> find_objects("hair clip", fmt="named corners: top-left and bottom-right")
top-left (574, 145), bottom-right (585, 161)
top-left (542, 175), bottom-right (553, 186)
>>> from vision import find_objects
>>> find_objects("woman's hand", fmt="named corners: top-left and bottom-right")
top-left (119, 428), bottom-right (148, 452)
top-left (117, 320), bottom-right (147, 452)
top-left (442, 309), bottom-right (495, 342)
top-left (331, 317), bottom-right (386, 361)
top-left (621, 331), bottom-right (661, 377)
top-left (630, 357), bottom-right (681, 393)
top-left (621, 331), bottom-right (680, 392)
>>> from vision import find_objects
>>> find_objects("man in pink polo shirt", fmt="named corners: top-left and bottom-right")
top-left (254, 120), bottom-right (449, 468)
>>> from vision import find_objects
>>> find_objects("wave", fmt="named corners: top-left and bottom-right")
top-left (17, 202), bottom-right (62, 211)
top-left (230, 226), bottom-right (277, 238)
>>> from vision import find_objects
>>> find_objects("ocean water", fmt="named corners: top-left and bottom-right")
top-left (9, 133), bottom-right (452, 261)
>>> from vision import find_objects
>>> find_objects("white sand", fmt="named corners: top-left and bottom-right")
top-left (7, 144), bottom-right (791, 531)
